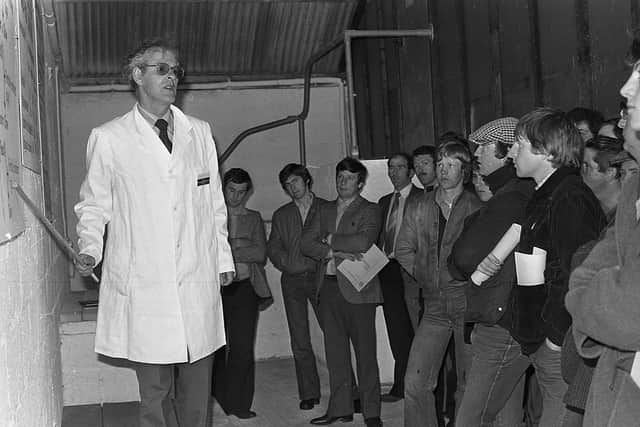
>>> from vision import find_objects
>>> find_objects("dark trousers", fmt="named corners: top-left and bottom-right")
top-left (378, 259), bottom-right (414, 397)
top-left (281, 272), bottom-right (322, 400)
top-left (320, 276), bottom-right (380, 418)
top-left (213, 279), bottom-right (259, 414)
top-left (134, 354), bottom-right (214, 427)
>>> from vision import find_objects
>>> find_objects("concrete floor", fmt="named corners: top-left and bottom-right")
top-left (62, 357), bottom-right (404, 427)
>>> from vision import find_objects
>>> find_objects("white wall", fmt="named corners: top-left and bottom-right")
top-left (0, 174), bottom-right (66, 426)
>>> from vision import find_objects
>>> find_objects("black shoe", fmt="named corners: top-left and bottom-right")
top-left (380, 393), bottom-right (403, 403)
top-left (300, 398), bottom-right (320, 410)
top-left (310, 413), bottom-right (354, 425)
top-left (232, 410), bottom-right (257, 419)
top-left (365, 417), bottom-right (383, 427)
top-left (353, 399), bottom-right (361, 413)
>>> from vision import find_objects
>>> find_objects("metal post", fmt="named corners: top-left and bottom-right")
top-left (298, 118), bottom-right (306, 165)
top-left (344, 33), bottom-right (358, 157)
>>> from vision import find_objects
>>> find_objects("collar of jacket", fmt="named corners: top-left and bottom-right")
top-left (484, 164), bottom-right (517, 194)
top-left (531, 166), bottom-right (580, 200)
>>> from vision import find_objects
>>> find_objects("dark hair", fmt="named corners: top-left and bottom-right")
top-left (515, 108), bottom-right (584, 168)
top-left (566, 107), bottom-right (605, 137)
top-left (387, 152), bottom-right (413, 170)
top-left (585, 135), bottom-right (625, 178)
top-left (439, 132), bottom-right (469, 146)
top-left (436, 140), bottom-right (474, 183)
top-left (223, 168), bottom-right (253, 191)
top-left (278, 163), bottom-right (313, 191)
top-left (411, 145), bottom-right (436, 162)
top-left (123, 37), bottom-right (180, 89)
top-left (336, 157), bottom-right (368, 184)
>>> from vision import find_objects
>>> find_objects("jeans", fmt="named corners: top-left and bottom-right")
top-left (456, 324), bottom-right (526, 427)
top-left (404, 291), bottom-right (467, 427)
top-left (454, 323), bottom-right (567, 427)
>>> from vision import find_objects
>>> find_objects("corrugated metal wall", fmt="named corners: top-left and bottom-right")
top-left (53, 0), bottom-right (359, 85)
top-left (355, 0), bottom-right (639, 158)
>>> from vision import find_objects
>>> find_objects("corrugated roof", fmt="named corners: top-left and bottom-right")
top-left (52, 0), bottom-right (360, 85)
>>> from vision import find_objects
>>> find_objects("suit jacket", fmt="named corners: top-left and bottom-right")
top-left (301, 195), bottom-right (383, 304)
top-left (75, 104), bottom-right (234, 363)
top-left (268, 195), bottom-right (328, 276)
top-left (378, 185), bottom-right (424, 298)
top-left (566, 172), bottom-right (640, 427)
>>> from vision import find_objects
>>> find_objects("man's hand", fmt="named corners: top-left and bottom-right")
top-left (219, 271), bottom-right (235, 287)
top-left (333, 251), bottom-right (363, 262)
top-left (76, 254), bottom-right (96, 277)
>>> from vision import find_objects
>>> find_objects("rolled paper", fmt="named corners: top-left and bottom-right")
top-left (515, 247), bottom-right (547, 286)
top-left (471, 223), bottom-right (522, 286)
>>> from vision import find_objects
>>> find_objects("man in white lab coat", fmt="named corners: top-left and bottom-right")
top-left (74, 38), bottom-right (235, 427)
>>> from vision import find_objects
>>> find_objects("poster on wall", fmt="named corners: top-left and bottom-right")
top-left (0, 0), bottom-right (26, 243)
top-left (17, 0), bottom-right (41, 173)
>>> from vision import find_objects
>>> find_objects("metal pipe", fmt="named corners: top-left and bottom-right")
top-left (220, 37), bottom-right (344, 165)
top-left (298, 118), bottom-right (306, 165)
top-left (344, 28), bottom-right (434, 39)
top-left (344, 33), bottom-right (358, 157)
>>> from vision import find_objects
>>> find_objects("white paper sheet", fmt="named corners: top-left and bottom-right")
top-left (337, 244), bottom-right (389, 292)
top-left (471, 223), bottom-right (522, 286)
top-left (515, 247), bottom-right (547, 286)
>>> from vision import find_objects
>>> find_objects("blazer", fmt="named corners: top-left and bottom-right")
top-left (377, 184), bottom-right (424, 250)
top-left (268, 195), bottom-right (328, 276)
top-left (300, 195), bottom-right (383, 304)
top-left (75, 104), bottom-right (234, 364)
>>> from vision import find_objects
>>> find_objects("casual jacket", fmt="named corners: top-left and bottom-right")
top-left (267, 196), bottom-right (328, 276)
top-left (300, 195), bottom-right (383, 304)
top-left (448, 165), bottom-right (534, 325)
top-left (511, 167), bottom-right (606, 354)
top-left (566, 172), bottom-right (640, 426)
top-left (229, 209), bottom-right (271, 299)
top-left (75, 104), bottom-right (234, 364)
top-left (396, 188), bottom-right (482, 296)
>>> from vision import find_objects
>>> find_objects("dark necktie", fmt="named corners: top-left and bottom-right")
top-left (384, 192), bottom-right (400, 255)
top-left (155, 119), bottom-right (172, 153)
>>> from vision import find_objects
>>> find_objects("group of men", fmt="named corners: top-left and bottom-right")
top-left (74, 34), bottom-right (640, 427)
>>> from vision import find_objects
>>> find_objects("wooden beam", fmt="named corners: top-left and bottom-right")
top-left (488, 0), bottom-right (504, 117)
top-left (527, 0), bottom-right (543, 107)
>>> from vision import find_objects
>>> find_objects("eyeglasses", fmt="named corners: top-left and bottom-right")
top-left (140, 63), bottom-right (184, 79)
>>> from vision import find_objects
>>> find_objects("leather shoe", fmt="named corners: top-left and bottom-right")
top-left (353, 399), bottom-right (361, 413)
top-left (310, 413), bottom-right (354, 425)
top-left (300, 398), bottom-right (320, 410)
top-left (365, 416), bottom-right (383, 427)
top-left (232, 410), bottom-right (257, 419)
top-left (380, 393), bottom-right (403, 402)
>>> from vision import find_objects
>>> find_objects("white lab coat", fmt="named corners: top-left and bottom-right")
top-left (75, 104), bottom-right (234, 364)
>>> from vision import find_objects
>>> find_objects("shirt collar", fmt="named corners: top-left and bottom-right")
top-left (396, 183), bottom-right (413, 198)
top-left (535, 168), bottom-right (557, 190)
top-left (137, 104), bottom-right (173, 129)
top-left (294, 192), bottom-right (314, 210)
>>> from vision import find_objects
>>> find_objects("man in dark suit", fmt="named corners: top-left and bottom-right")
top-left (301, 157), bottom-right (383, 427)
top-left (267, 163), bottom-right (327, 411)
top-left (377, 153), bottom-right (422, 402)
